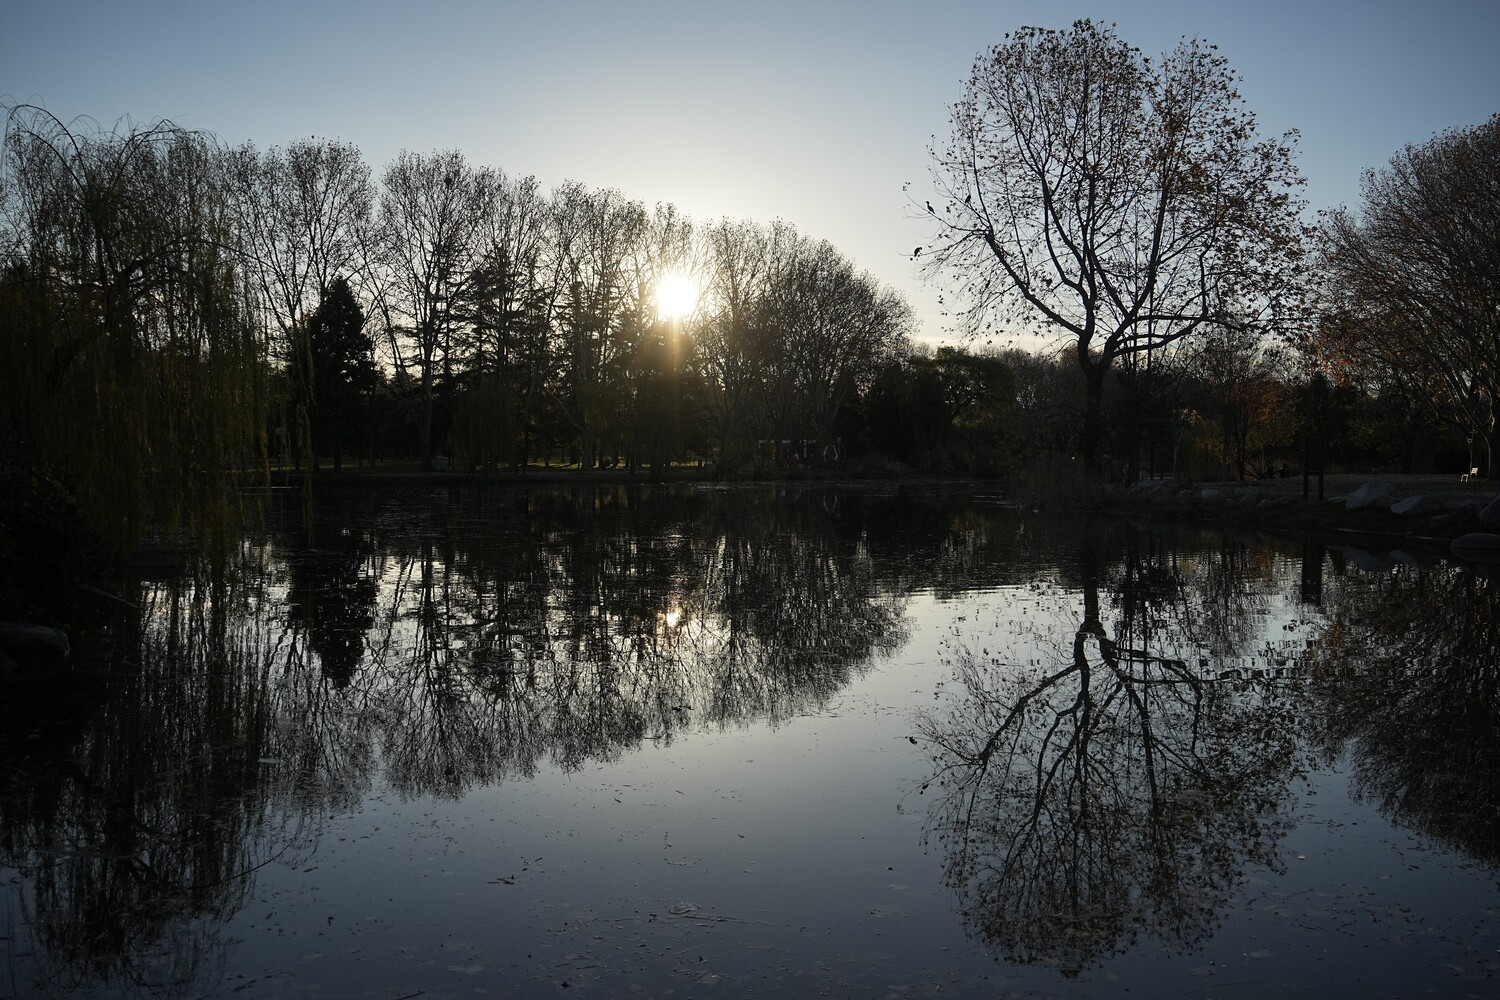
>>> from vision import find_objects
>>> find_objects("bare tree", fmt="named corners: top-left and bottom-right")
top-left (1319, 114), bottom-right (1500, 473)
top-left (452, 171), bottom-right (551, 471)
top-left (698, 219), bottom-right (772, 460)
top-left (228, 138), bottom-right (373, 471)
top-left (761, 228), bottom-right (911, 448)
top-left (376, 149), bottom-right (497, 470)
top-left (546, 182), bottom-right (646, 470)
top-left (920, 20), bottom-right (1307, 474)
top-left (230, 139), bottom-right (372, 339)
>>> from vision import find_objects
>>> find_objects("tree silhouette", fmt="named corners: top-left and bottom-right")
top-left (0, 106), bottom-right (266, 551)
top-left (1320, 115), bottom-right (1500, 474)
top-left (375, 150), bottom-right (496, 470)
top-left (916, 530), bottom-right (1300, 969)
top-left (302, 276), bottom-right (375, 471)
top-left (920, 21), bottom-right (1307, 474)
top-left (1305, 560), bottom-right (1500, 866)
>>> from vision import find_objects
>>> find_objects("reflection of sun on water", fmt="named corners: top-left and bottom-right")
top-left (655, 271), bottom-right (700, 321)
top-left (663, 608), bottom-right (683, 629)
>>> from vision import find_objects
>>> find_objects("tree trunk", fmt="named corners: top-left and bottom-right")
top-left (1234, 413), bottom-right (1249, 481)
top-left (419, 365), bottom-right (434, 472)
top-left (1486, 403), bottom-right (1499, 479)
top-left (1079, 362), bottom-right (1108, 479)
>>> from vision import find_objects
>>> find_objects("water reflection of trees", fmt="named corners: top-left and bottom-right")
top-left (1304, 560), bottom-right (1500, 866)
top-left (1, 568), bottom-right (309, 997)
top-left (330, 486), bottom-right (910, 792)
top-left (2, 484), bottom-right (913, 995)
top-left (917, 525), bottom-right (1301, 970)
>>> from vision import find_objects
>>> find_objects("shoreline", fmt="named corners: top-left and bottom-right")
top-left (262, 467), bottom-right (1500, 554)
top-left (1117, 472), bottom-right (1500, 555)
top-left (267, 466), bottom-right (719, 487)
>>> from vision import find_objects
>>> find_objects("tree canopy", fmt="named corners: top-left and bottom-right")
top-left (1319, 114), bottom-right (1500, 472)
top-left (920, 20), bottom-right (1307, 472)
top-left (0, 106), bottom-right (266, 552)
top-left (0, 101), bottom-right (925, 552)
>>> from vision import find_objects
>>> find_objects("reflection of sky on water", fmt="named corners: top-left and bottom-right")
top-left (222, 592), bottom-right (1498, 998)
top-left (219, 674), bottom-right (963, 997)
top-left (1092, 762), bottom-right (1500, 998)
top-left (6, 490), bottom-right (1500, 998)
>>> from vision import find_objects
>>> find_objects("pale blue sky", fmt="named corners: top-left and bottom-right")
top-left (5, 0), bottom-right (1497, 343)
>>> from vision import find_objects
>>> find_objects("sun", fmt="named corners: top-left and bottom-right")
top-left (654, 270), bottom-right (700, 321)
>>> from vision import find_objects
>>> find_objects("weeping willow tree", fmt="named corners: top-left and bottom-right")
top-left (0, 106), bottom-right (269, 555)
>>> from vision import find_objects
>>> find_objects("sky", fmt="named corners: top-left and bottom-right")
top-left (5, 0), bottom-right (1498, 347)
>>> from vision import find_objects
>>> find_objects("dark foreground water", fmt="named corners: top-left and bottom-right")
top-left (3, 484), bottom-right (1499, 999)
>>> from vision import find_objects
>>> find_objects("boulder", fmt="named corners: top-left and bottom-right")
top-left (1451, 533), bottom-right (1500, 560)
top-left (1257, 495), bottom-right (1295, 509)
top-left (0, 623), bottom-right (70, 658)
top-left (1345, 482), bottom-right (1396, 511)
top-left (0, 624), bottom-right (70, 673)
top-left (1479, 493), bottom-right (1500, 529)
top-left (1428, 511), bottom-right (1475, 533)
top-left (1390, 495), bottom-right (1445, 516)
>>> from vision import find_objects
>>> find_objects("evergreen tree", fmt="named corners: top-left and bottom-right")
top-left (304, 277), bottom-right (375, 472)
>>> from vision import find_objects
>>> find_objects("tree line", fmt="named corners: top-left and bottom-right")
top-left (3, 21), bottom-right (1496, 550)
top-left (919, 20), bottom-right (1499, 483)
top-left (0, 105), bottom-right (935, 549)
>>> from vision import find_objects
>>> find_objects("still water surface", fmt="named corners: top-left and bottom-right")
top-left (3, 484), bottom-right (1499, 998)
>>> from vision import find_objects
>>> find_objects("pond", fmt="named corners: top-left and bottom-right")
top-left (3, 483), bottom-right (1499, 998)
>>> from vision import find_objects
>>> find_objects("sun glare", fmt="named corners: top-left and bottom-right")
top-left (655, 271), bottom-right (700, 321)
